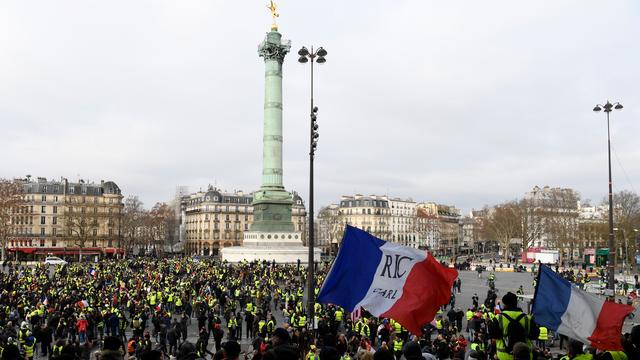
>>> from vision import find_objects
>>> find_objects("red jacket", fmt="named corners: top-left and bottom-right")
top-left (76, 319), bottom-right (88, 332)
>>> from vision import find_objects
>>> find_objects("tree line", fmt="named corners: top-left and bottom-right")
top-left (479, 189), bottom-right (640, 265)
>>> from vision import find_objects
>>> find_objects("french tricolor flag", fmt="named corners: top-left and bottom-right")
top-left (89, 268), bottom-right (97, 277)
top-left (318, 226), bottom-right (458, 334)
top-left (532, 265), bottom-right (634, 350)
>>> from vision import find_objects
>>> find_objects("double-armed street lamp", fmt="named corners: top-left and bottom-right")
top-left (593, 100), bottom-right (623, 292)
top-left (298, 45), bottom-right (327, 324)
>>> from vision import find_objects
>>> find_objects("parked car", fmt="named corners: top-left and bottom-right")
top-left (44, 256), bottom-right (67, 265)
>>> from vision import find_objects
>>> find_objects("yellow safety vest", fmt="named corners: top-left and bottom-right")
top-left (605, 351), bottom-right (627, 360)
top-left (538, 327), bottom-right (548, 341)
top-left (298, 316), bottom-right (307, 327)
top-left (335, 310), bottom-right (343, 321)
top-left (360, 323), bottom-right (370, 337)
top-left (393, 340), bottom-right (404, 351)
top-left (573, 354), bottom-right (593, 360)
top-left (496, 310), bottom-right (531, 360)
top-left (466, 310), bottom-right (474, 321)
top-left (25, 343), bottom-right (35, 358)
top-left (436, 320), bottom-right (442, 330)
top-left (470, 343), bottom-right (485, 352)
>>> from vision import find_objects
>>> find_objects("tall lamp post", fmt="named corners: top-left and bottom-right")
top-left (298, 45), bottom-right (327, 323)
top-left (593, 100), bottom-right (623, 292)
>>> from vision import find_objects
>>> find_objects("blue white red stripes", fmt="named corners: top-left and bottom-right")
top-left (318, 225), bottom-right (458, 334)
top-left (532, 265), bottom-right (634, 350)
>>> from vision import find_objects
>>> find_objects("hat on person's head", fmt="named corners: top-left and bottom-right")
top-left (403, 341), bottom-right (422, 359)
top-left (272, 327), bottom-right (290, 342)
top-left (222, 341), bottom-right (241, 359)
top-left (502, 292), bottom-right (518, 309)
top-left (468, 350), bottom-right (482, 360)
top-left (178, 341), bottom-right (197, 360)
top-left (631, 324), bottom-right (640, 346)
top-left (319, 347), bottom-right (340, 360)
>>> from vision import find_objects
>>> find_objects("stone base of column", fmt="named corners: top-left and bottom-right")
top-left (220, 230), bottom-right (322, 263)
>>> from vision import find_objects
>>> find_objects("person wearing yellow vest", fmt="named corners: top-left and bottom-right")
top-left (488, 292), bottom-right (539, 360)
top-left (466, 308), bottom-right (474, 332)
top-left (435, 316), bottom-right (443, 334)
top-left (306, 345), bottom-right (319, 360)
top-left (335, 308), bottom-right (344, 323)
top-left (392, 335), bottom-right (404, 360)
top-left (602, 351), bottom-right (628, 360)
top-left (23, 335), bottom-right (35, 360)
top-left (228, 315), bottom-right (238, 341)
top-left (360, 319), bottom-right (371, 339)
top-left (537, 326), bottom-right (548, 350)
top-left (298, 313), bottom-right (308, 329)
top-left (559, 340), bottom-right (594, 360)
top-left (266, 316), bottom-right (276, 336)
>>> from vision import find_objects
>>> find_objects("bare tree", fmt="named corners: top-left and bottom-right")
top-left (544, 190), bottom-right (580, 264)
top-left (517, 198), bottom-right (545, 254)
top-left (122, 196), bottom-right (145, 255)
top-left (318, 206), bottom-right (345, 253)
top-left (610, 190), bottom-right (640, 270)
top-left (480, 201), bottom-right (521, 258)
top-left (64, 204), bottom-right (98, 262)
top-left (0, 179), bottom-right (23, 261)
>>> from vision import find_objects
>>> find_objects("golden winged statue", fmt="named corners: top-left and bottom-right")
top-left (267, 0), bottom-right (279, 31)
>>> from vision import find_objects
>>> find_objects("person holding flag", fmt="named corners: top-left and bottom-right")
top-left (317, 225), bottom-right (458, 337)
top-left (532, 265), bottom-right (635, 353)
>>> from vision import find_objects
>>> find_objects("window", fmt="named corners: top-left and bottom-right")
top-left (93, 229), bottom-right (98, 236)
top-left (52, 238), bottom-right (56, 246)
top-left (70, 188), bottom-right (74, 194)
top-left (226, 214), bottom-right (230, 221)
top-left (41, 206), bottom-right (46, 213)
top-left (40, 228), bottom-right (45, 235)
top-left (40, 216), bottom-right (45, 225)
top-left (54, 196), bottom-right (58, 202)
top-left (41, 195), bottom-right (46, 202)
top-left (40, 239), bottom-right (45, 247)
top-left (53, 206), bottom-right (57, 214)
top-left (92, 239), bottom-right (97, 247)
top-left (244, 224), bottom-right (248, 230)
top-left (52, 217), bottom-right (57, 225)
top-left (109, 198), bottom-right (113, 204)
top-left (94, 208), bottom-right (98, 214)
top-left (52, 228), bottom-right (56, 236)
top-left (225, 223), bottom-right (230, 230)
top-left (108, 229), bottom-right (113, 236)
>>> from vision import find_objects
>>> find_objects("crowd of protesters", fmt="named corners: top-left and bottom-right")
top-left (0, 258), bottom-right (638, 360)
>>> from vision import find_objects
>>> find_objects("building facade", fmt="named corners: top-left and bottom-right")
top-left (8, 177), bottom-right (124, 258)
top-left (182, 186), bottom-right (306, 256)
top-left (316, 194), bottom-right (462, 252)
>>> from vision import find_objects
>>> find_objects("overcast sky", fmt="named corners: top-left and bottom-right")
top-left (1, 1), bottom-right (639, 214)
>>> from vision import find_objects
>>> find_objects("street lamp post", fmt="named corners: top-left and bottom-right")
top-left (298, 45), bottom-right (327, 323)
top-left (593, 100), bottom-right (623, 292)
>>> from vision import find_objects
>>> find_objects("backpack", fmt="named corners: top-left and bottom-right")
top-left (500, 313), bottom-right (527, 353)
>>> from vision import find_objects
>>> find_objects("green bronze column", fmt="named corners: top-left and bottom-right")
top-left (259, 30), bottom-right (288, 190)
top-left (251, 30), bottom-right (295, 233)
